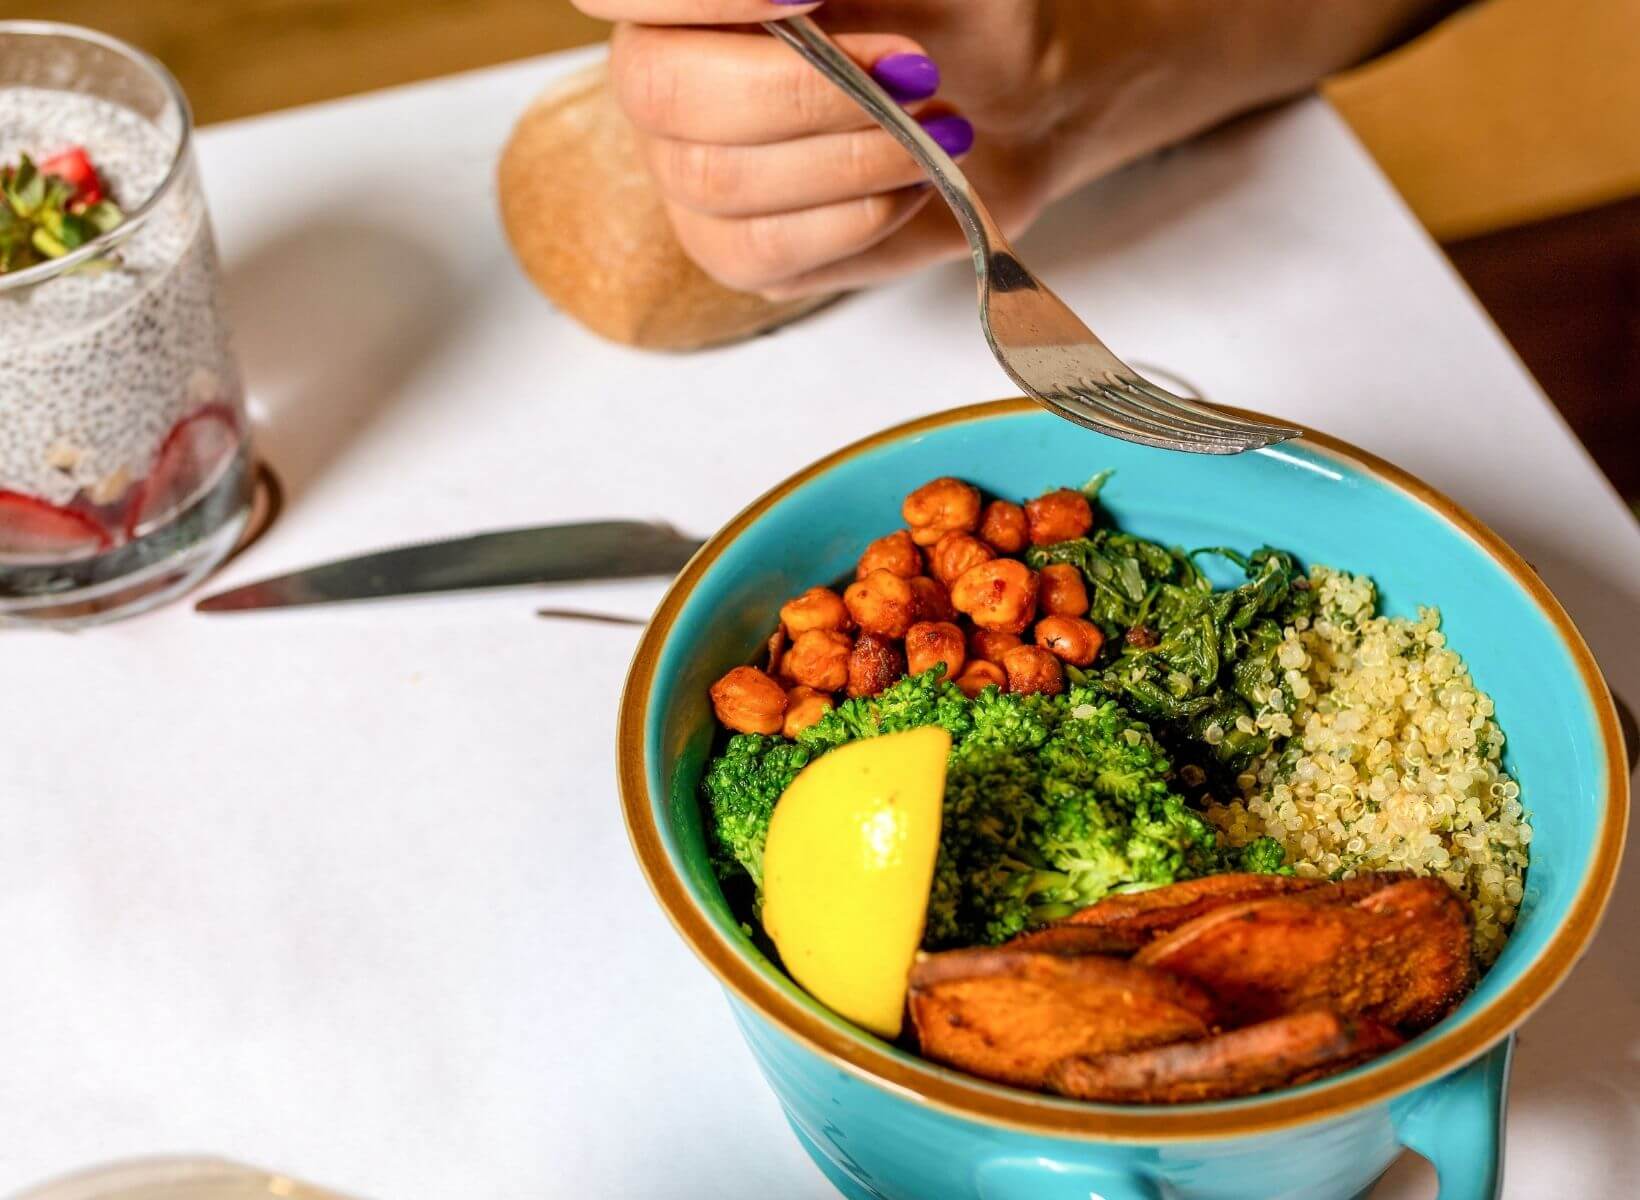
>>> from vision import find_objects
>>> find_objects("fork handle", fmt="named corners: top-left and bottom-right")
top-left (761, 16), bottom-right (1005, 277)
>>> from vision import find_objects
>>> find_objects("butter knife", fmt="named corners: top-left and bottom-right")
top-left (195, 520), bottom-right (703, 613)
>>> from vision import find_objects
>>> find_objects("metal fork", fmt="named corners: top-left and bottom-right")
top-left (763, 16), bottom-right (1300, 454)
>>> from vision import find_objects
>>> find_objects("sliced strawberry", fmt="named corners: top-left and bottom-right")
top-left (124, 403), bottom-right (242, 538)
top-left (38, 145), bottom-right (105, 207)
top-left (0, 489), bottom-right (113, 557)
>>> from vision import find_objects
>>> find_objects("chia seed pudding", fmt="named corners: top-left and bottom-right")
top-left (0, 75), bottom-right (248, 618)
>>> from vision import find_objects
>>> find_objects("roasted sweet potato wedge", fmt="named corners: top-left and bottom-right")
top-left (1353, 878), bottom-right (1478, 1020)
top-left (1003, 924), bottom-right (1147, 956)
top-left (1047, 1009), bottom-right (1404, 1103)
top-left (1010, 873), bottom-right (1414, 956)
top-left (908, 949), bottom-right (1218, 1089)
top-left (1133, 877), bottom-right (1474, 1031)
top-left (1057, 874), bottom-right (1323, 945)
top-left (1297, 871), bottom-right (1415, 907)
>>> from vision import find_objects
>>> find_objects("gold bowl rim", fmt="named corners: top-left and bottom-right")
top-left (616, 398), bottom-right (1629, 1141)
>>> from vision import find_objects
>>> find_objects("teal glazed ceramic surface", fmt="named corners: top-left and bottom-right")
top-left (619, 401), bottom-right (1628, 1200)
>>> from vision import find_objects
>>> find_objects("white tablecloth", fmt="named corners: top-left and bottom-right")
top-left (5, 47), bottom-right (1638, 1200)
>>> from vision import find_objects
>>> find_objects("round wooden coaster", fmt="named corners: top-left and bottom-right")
top-left (219, 458), bottom-right (284, 572)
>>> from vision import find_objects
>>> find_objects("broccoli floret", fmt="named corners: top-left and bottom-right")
top-left (924, 691), bottom-right (1234, 947)
top-left (930, 740), bottom-right (1047, 944)
top-left (964, 685), bottom-right (1060, 751)
top-left (798, 667), bottom-right (971, 754)
top-left (1019, 695), bottom-right (1220, 920)
top-left (1237, 836), bottom-right (1289, 874)
top-left (701, 733), bottom-right (812, 890)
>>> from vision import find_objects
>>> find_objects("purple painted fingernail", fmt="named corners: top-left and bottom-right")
top-left (770, 0), bottom-right (818, 6)
top-left (919, 114), bottom-right (974, 158)
top-left (870, 53), bottom-right (940, 102)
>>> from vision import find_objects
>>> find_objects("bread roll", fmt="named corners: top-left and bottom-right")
top-left (497, 61), bottom-right (830, 351)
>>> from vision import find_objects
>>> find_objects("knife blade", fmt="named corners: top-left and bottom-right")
top-left (195, 520), bottom-right (704, 613)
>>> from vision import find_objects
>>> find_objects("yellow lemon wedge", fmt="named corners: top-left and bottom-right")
top-left (761, 726), bottom-right (950, 1037)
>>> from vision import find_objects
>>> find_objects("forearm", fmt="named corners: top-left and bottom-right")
top-left (1040, 0), bottom-right (1464, 201)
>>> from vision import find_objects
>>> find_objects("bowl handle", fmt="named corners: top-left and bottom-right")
top-left (1393, 1035), bottom-right (1513, 1200)
top-left (974, 1156), bottom-right (1159, 1200)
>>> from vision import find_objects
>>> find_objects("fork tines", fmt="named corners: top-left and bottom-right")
top-left (1049, 374), bottom-right (1300, 455)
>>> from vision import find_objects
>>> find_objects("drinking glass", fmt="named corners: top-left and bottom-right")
top-left (0, 21), bottom-right (250, 626)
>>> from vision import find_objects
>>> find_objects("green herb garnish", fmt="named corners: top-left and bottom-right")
top-left (1028, 531), bottom-right (1314, 776)
top-left (1, 153), bottom-right (124, 275)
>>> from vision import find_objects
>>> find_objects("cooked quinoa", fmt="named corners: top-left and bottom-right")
top-left (1205, 566), bottom-right (1530, 965)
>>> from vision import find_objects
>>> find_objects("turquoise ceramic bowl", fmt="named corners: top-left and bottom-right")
top-left (619, 401), bottom-right (1627, 1200)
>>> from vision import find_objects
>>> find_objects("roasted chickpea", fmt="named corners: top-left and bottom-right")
top-left (1001, 644), bottom-right (1065, 696)
top-left (844, 568), bottom-right (917, 638)
top-left (950, 558), bottom-right (1039, 634)
top-left (954, 660), bottom-right (1007, 698)
top-left (905, 620), bottom-right (967, 680)
top-left (1034, 615), bottom-right (1105, 667)
top-left (766, 627), bottom-right (787, 679)
top-left (903, 477), bottom-right (982, 547)
top-left (783, 629), bottom-right (853, 691)
top-left (977, 499), bottom-right (1029, 554)
top-left (968, 628), bottom-right (1023, 664)
top-left (783, 686), bottom-right (834, 738)
top-left (1025, 488), bottom-right (1094, 545)
top-left (848, 633), bottom-right (907, 698)
top-left (780, 586), bottom-right (850, 636)
top-left (856, 529), bottom-right (923, 579)
top-left (929, 531), bottom-right (995, 587)
top-left (1038, 563), bottom-right (1091, 616)
top-left (908, 576), bottom-right (956, 623)
top-left (709, 666), bottom-right (788, 733)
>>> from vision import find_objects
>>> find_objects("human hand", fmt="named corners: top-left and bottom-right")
top-left (571, 0), bottom-right (1459, 298)
top-left (569, 0), bottom-right (1067, 297)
